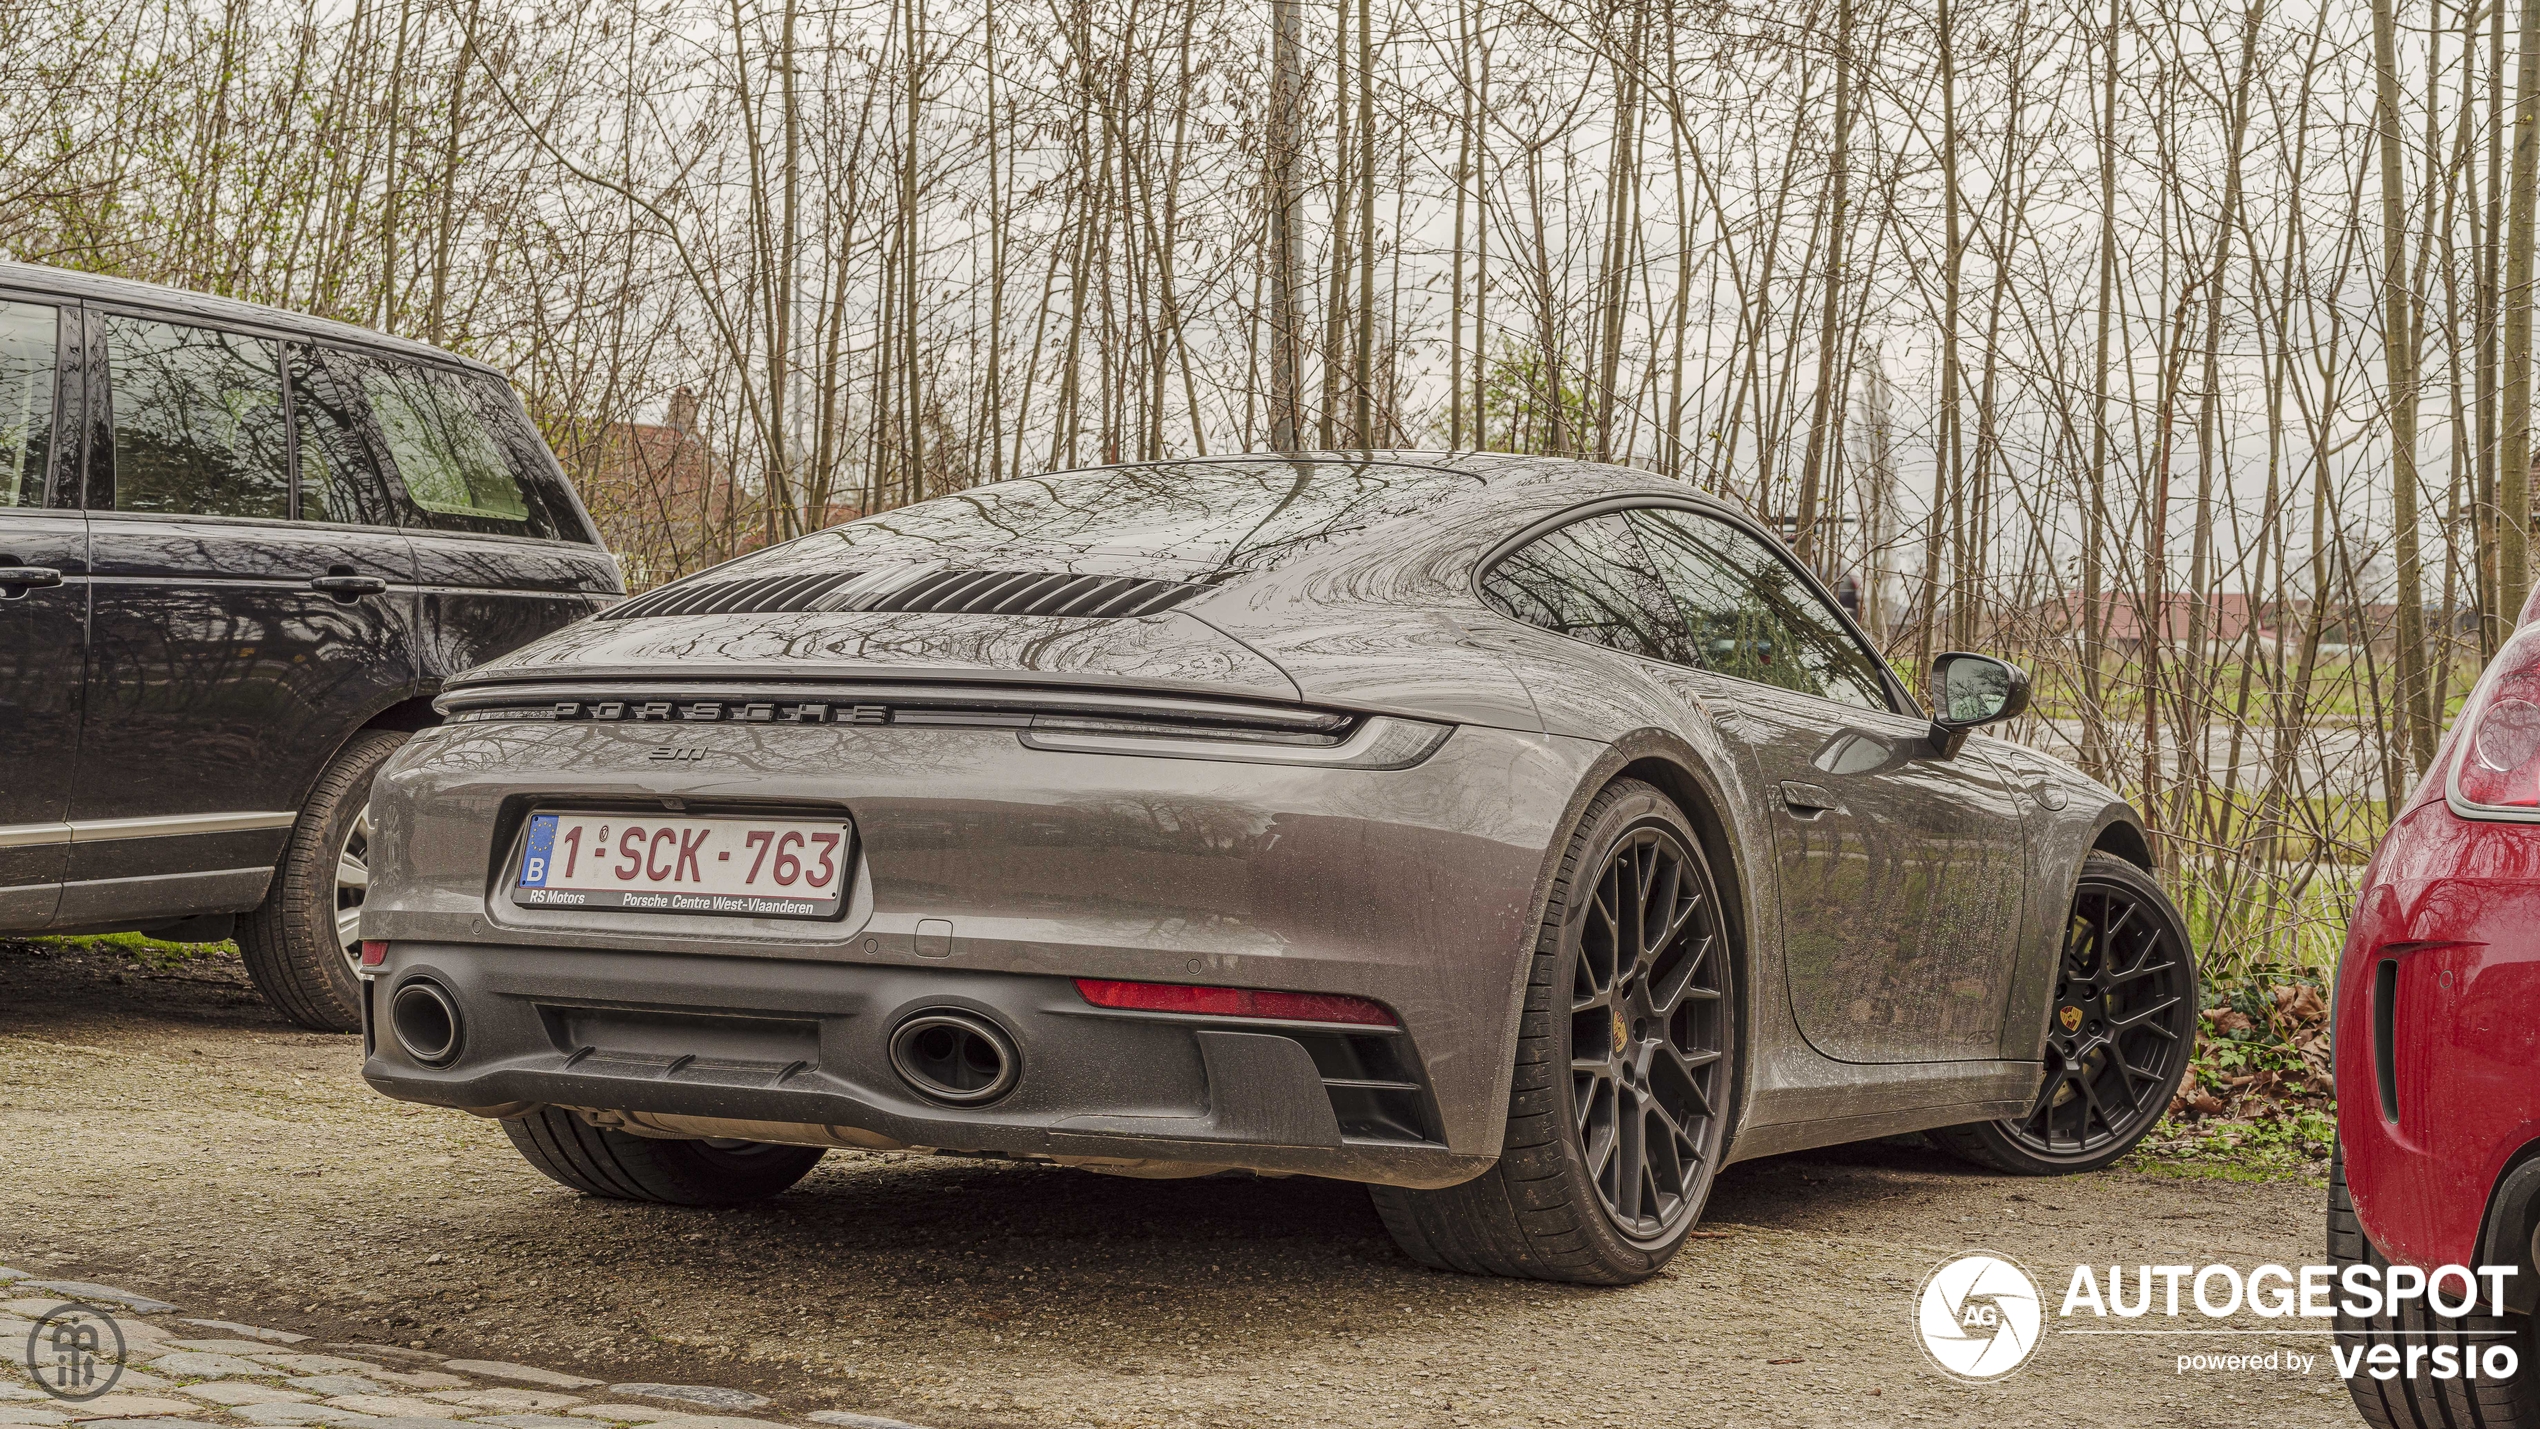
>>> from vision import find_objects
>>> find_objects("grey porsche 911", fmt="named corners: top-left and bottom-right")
top-left (358, 452), bottom-right (2197, 1284)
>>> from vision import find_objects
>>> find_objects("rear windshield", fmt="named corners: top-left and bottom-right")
top-left (721, 460), bottom-right (1482, 583)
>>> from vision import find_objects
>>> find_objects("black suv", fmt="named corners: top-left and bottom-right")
top-left (0, 264), bottom-right (622, 1030)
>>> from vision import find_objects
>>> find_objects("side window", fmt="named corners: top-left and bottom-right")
top-left (103, 315), bottom-right (290, 519)
top-left (1478, 512), bottom-right (1694, 666)
top-left (465, 373), bottom-right (594, 544)
top-left (0, 301), bottom-right (55, 508)
top-left (289, 347), bottom-right (397, 525)
top-left (353, 356), bottom-right (563, 540)
top-left (1628, 506), bottom-right (1893, 711)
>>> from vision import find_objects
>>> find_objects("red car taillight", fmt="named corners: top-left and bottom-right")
top-left (2451, 624), bottom-right (2540, 813)
top-left (1074, 977), bottom-right (1397, 1027)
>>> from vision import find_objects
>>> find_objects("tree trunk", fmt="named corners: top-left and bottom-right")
top-left (1349, 0), bottom-right (1374, 447)
top-left (1267, 0), bottom-right (1305, 452)
top-left (2503, 0), bottom-right (2540, 622)
top-left (1792, 0), bottom-right (1850, 570)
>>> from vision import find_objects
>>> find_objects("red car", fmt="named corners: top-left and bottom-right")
top-left (2334, 599), bottom-right (2540, 1426)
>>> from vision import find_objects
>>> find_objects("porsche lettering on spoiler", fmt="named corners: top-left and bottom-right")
top-left (551, 699), bottom-right (890, 724)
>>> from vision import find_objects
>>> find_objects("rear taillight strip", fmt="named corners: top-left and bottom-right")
top-left (1019, 713), bottom-right (1450, 769)
top-left (1075, 978), bottom-right (1398, 1027)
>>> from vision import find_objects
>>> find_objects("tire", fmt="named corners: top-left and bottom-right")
top-left (502, 1107), bottom-right (827, 1206)
top-left (1369, 778), bottom-right (1736, 1285)
top-left (1933, 851), bottom-right (2198, 1175)
top-left (2332, 1141), bottom-right (2540, 1427)
top-left (237, 729), bottom-right (409, 1033)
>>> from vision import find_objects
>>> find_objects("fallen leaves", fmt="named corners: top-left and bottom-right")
top-left (2154, 971), bottom-right (2336, 1162)
top-left (2203, 1007), bottom-right (2255, 1037)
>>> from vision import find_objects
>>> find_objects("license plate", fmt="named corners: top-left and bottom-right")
top-left (512, 812), bottom-right (851, 918)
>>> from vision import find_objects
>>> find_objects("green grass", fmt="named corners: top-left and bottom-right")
top-left (2157, 790), bottom-right (2390, 871)
top-left (28, 930), bottom-right (239, 968)
top-left (2023, 653), bottom-right (2481, 727)
top-left (2124, 1127), bottom-right (2335, 1185)
top-left (2175, 870), bottom-right (2363, 978)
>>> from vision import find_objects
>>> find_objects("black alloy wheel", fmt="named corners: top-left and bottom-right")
top-left (1936, 851), bottom-right (2198, 1175)
top-left (1568, 824), bottom-right (1730, 1244)
top-left (1369, 779), bottom-right (1736, 1284)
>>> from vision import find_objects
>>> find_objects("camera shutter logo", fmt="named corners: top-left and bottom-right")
top-left (1915, 1252), bottom-right (2043, 1382)
top-left (22, 1303), bottom-right (125, 1402)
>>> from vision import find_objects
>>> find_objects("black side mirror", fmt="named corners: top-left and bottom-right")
top-left (1925, 651), bottom-right (2032, 758)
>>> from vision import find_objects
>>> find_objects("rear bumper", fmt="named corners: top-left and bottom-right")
top-left (361, 942), bottom-right (1492, 1186)
top-left (2334, 795), bottom-right (2540, 1270)
top-left (359, 715), bottom-right (1603, 1184)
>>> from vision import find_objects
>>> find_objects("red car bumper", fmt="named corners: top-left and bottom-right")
top-left (2335, 771), bottom-right (2540, 1272)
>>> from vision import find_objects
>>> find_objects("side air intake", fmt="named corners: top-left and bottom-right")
top-left (600, 568), bottom-right (1207, 622)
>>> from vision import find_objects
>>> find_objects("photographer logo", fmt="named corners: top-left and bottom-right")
top-left (1917, 1252), bottom-right (2043, 1382)
top-left (20, 1303), bottom-right (125, 1403)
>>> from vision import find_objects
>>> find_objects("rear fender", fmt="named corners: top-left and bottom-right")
top-left (1514, 729), bottom-right (1764, 1163)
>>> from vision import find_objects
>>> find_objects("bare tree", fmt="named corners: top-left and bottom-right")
top-left (3, 0), bottom-right (2514, 970)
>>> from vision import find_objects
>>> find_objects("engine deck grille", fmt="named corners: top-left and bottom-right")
top-left (600, 568), bottom-right (1207, 622)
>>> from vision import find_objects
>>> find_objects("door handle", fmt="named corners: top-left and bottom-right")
top-left (309, 573), bottom-right (389, 602)
top-left (1780, 780), bottom-right (1842, 815)
top-left (0, 565), bottom-right (63, 591)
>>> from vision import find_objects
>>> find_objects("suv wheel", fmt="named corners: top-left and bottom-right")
top-left (237, 729), bottom-right (408, 1032)
top-left (503, 1108), bottom-right (827, 1205)
top-left (1369, 779), bottom-right (1735, 1284)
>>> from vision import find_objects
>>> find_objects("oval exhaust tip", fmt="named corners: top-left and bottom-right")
top-left (391, 979), bottom-right (462, 1067)
top-left (889, 1010), bottom-right (1019, 1105)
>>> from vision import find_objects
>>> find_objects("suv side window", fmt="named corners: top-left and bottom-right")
top-left (0, 301), bottom-right (54, 507)
top-left (348, 355), bottom-right (575, 541)
top-left (1478, 511), bottom-right (1695, 666)
top-left (289, 346), bottom-right (398, 526)
top-left (102, 315), bottom-right (291, 519)
top-left (1627, 506), bottom-right (1893, 711)
top-left (465, 372), bottom-right (595, 544)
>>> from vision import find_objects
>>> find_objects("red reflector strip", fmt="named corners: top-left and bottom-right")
top-left (1074, 978), bottom-right (1396, 1027)
top-left (359, 940), bottom-right (389, 967)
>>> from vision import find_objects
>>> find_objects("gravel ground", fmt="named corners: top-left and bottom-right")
top-left (2, 939), bottom-right (2362, 1428)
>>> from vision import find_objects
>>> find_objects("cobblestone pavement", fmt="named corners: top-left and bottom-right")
top-left (3, 938), bottom-right (2364, 1428)
top-left (2, 1272), bottom-right (922, 1429)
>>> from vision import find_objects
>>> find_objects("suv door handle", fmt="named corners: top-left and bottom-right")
top-left (308, 574), bottom-right (389, 601)
top-left (0, 566), bottom-right (63, 591)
